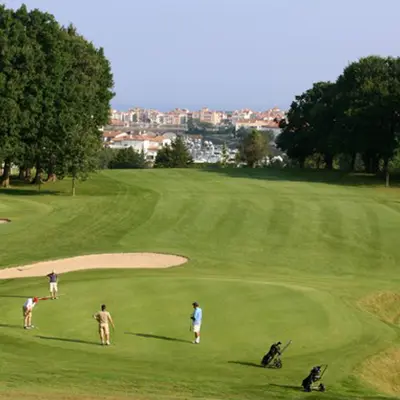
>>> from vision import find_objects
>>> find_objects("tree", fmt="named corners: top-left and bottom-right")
top-left (276, 82), bottom-right (338, 169)
top-left (53, 26), bottom-right (114, 193)
top-left (0, 5), bottom-right (114, 190)
top-left (236, 126), bottom-right (250, 139)
top-left (238, 129), bottom-right (269, 168)
top-left (277, 56), bottom-right (400, 179)
top-left (0, 5), bottom-right (31, 187)
top-left (154, 136), bottom-right (193, 168)
top-left (98, 147), bottom-right (116, 169)
top-left (109, 147), bottom-right (146, 169)
top-left (335, 56), bottom-right (400, 174)
top-left (220, 143), bottom-right (229, 167)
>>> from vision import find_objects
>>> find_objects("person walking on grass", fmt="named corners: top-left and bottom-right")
top-left (46, 269), bottom-right (58, 300)
top-left (190, 301), bottom-right (202, 344)
top-left (22, 297), bottom-right (38, 329)
top-left (93, 304), bottom-right (115, 346)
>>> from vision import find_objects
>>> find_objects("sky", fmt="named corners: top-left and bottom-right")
top-left (5, 0), bottom-right (400, 111)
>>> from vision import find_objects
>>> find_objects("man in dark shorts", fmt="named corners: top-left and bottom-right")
top-left (46, 270), bottom-right (58, 300)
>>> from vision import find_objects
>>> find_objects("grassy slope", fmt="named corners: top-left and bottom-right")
top-left (0, 169), bottom-right (399, 400)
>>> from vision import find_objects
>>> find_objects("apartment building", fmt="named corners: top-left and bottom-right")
top-left (106, 133), bottom-right (175, 161)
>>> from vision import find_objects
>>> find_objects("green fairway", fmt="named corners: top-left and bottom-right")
top-left (0, 169), bottom-right (400, 400)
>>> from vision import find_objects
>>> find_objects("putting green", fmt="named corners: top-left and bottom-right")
top-left (0, 169), bottom-right (399, 400)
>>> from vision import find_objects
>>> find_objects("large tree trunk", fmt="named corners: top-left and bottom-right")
top-left (72, 176), bottom-right (76, 196)
top-left (316, 155), bottom-right (321, 170)
top-left (47, 173), bottom-right (57, 182)
top-left (1, 159), bottom-right (11, 188)
top-left (383, 157), bottom-right (390, 187)
top-left (372, 156), bottom-right (380, 174)
top-left (18, 166), bottom-right (25, 180)
top-left (32, 160), bottom-right (43, 185)
top-left (363, 152), bottom-right (379, 174)
top-left (24, 168), bottom-right (32, 182)
top-left (325, 154), bottom-right (334, 170)
top-left (351, 153), bottom-right (357, 171)
top-left (46, 157), bottom-right (57, 182)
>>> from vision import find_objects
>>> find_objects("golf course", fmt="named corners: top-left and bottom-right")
top-left (0, 169), bottom-right (399, 400)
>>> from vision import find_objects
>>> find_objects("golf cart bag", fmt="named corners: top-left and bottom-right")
top-left (301, 365), bottom-right (327, 392)
top-left (261, 340), bottom-right (291, 368)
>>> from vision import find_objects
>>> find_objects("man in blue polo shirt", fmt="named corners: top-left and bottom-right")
top-left (190, 301), bottom-right (202, 344)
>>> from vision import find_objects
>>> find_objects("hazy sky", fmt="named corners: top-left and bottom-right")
top-left (5, 0), bottom-right (400, 111)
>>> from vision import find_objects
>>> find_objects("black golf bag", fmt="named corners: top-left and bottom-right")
top-left (261, 340), bottom-right (292, 368)
top-left (301, 365), bottom-right (327, 392)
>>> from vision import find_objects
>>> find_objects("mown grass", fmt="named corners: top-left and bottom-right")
top-left (0, 168), bottom-right (399, 400)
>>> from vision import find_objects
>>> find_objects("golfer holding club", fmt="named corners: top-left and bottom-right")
top-left (93, 304), bottom-right (115, 346)
top-left (22, 297), bottom-right (38, 329)
top-left (190, 302), bottom-right (202, 344)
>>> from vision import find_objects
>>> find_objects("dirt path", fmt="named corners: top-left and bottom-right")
top-left (0, 253), bottom-right (188, 279)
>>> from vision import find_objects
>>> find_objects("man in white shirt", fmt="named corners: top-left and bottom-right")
top-left (22, 297), bottom-right (38, 329)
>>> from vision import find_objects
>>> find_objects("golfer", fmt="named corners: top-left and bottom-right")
top-left (22, 297), bottom-right (38, 329)
top-left (46, 269), bottom-right (58, 300)
top-left (190, 301), bottom-right (202, 344)
top-left (93, 304), bottom-right (115, 346)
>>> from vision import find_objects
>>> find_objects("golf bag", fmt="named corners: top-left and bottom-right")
top-left (301, 365), bottom-right (327, 392)
top-left (261, 340), bottom-right (291, 368)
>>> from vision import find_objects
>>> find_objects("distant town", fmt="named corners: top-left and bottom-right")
top-left (103, 106), bottom-right (287, 165)
top-left (108, 106), bottom-right (286, 131)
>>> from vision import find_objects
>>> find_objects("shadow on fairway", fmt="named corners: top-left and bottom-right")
top-left (198, 167), bottom-right (400, 188)
top-left (228, 361), bottom-right (263, 368)
top-left (125, 332), bottom-right (191, 343)
top-left (269, 383), bottom-right (302, 391)
top-left (0, 323), bottom-right (22, 329)
top-left (37, 336), bottom-right (100, 345)
top-left (0, 188), bottom-right (61, 196)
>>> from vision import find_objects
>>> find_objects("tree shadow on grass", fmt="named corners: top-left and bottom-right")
top-left (36, 335), bottom-right (100, 345)
top-left (125, 332), bottom-right (191, 343)
top-left (228, 361), bottom-right (263, 368)
top-left (198, 167), bottom-right (400, 188)
top-left (0, 188), bottom-right (61, 196)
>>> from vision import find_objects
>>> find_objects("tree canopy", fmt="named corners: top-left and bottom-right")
top-left (154, 136), bottom-right (193, 168)
top-left (276, 55), bottom-right (400, 178)
top-left (238, 129), bottom-right (269, 168)
top-left (0, 5), bottom-right (114, 191)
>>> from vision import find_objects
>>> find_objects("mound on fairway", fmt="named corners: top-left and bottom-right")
top-left (359, 348), bottom-right (400, 396)
top-left (359, 291), bottom-right (400, 324)
top-left (0, 253), bottom-right (188, 279)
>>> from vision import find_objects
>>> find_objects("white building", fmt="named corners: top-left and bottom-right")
top-left (108, 134), bottom-right (172, 161)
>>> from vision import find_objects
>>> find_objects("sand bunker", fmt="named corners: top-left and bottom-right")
top-left (359, 348), bottom-right (400, 396)
top-left (0, 218), bottom-right (10, 224)
top-left (358, 291), bottom-right (400, 324)
top-left (0, 253), bottom-right (188, 279)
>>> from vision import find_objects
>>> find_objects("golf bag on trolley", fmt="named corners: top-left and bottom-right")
top-left (260, 340), bottom-right (292, 368)
top-left (301, 365), bottom-right (327, 392)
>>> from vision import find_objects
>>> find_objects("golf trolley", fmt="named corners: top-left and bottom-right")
top-left (261, 340), bottom-right (292, 369)
top-left (301, 364), bottom-right (328, 392)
